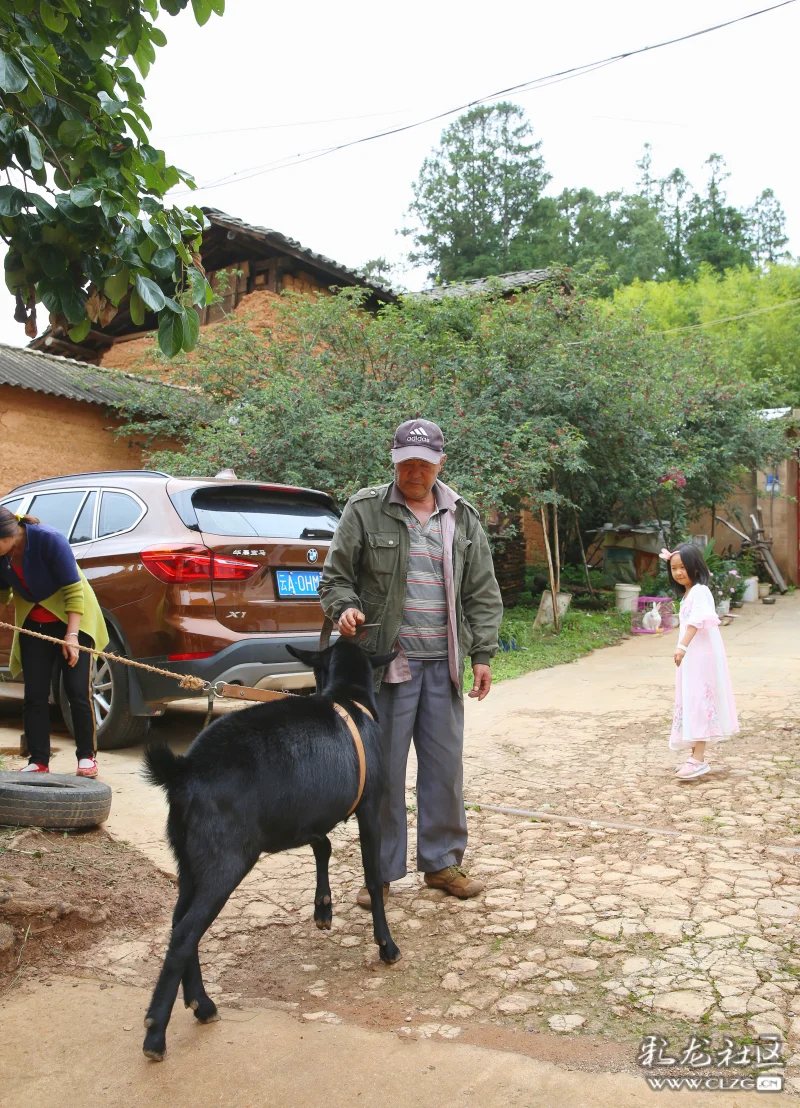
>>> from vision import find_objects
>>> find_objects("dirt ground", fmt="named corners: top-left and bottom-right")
top-left (1, 594), bottom-right (799, 1105)
top-left (0, 826), bottom-right (174, 990)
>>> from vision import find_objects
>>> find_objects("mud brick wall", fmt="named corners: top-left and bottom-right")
top-left (521, 508), bottom-right (547, 563)
top-left (0, 386), bottom-right (147, 495)
top-left (99, 278), bottom-right (330, 375)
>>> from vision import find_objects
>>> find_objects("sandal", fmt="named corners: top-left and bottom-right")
top-left (675, 756), bottom-right (710, 780)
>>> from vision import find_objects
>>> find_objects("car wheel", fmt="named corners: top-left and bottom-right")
top-left (59, 629), bottom-right (150, 751)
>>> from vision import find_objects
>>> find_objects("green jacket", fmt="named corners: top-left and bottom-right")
top-left (318, 481), bottom-right (503, 695)
top-left (0, 570), bottom-right (109, 679)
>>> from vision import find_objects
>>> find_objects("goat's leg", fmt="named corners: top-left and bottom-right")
top-left (356, 807), bottom-right (401, 964)
top-left (143, 876), bottom-right (241, 1061)
top-left (311, 835), bottom-right (333, 930)
top-left (172, 870), bottom-right (218, 1023)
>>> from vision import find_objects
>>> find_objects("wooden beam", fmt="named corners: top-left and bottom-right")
top-left (110, 328), bottom-right (156, 345)
top-left (210, 221), bottom-right (358, 287)
top-left (267, 259), bottom-right (280, 293)
top-left (41, 336), bottom-right (100, 362)
top-left (86, 329), bottom-right (116, 347)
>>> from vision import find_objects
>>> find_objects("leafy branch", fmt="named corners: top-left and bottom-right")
top-left (0, 0), bottom-right (223, 354)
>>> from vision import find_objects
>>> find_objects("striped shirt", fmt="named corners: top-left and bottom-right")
top-left (397, 508), bottom-right (449, 660)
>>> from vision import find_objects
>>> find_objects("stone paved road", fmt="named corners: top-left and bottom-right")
top-left (1, 592), bottom-right (799, 1095)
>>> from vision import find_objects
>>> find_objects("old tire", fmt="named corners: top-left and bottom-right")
top-left (0, 772), bottom-right (112, 829)
top-left (60, 628), bottom-right (150, 751)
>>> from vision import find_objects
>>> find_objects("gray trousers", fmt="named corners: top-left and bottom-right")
top-left (376, 658), bottom-right (467, 882)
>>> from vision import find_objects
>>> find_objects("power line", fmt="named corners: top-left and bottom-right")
top-left (564, 297), bottom-right (800, 346)
top-left (653, 297), bottom-right (800, 335)
top-left (153, 107), bottom-right (412, 141)
top-left (189, 57), bottom-right (621, 194)
top-left (173, 0), bottom-right (796, 196)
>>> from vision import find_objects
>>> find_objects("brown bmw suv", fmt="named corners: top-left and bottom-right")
top-left (0, 470), bottom-right (339, 749)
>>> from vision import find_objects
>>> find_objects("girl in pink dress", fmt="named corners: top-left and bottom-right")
top-left (664, 544), bottom-right (739, 780)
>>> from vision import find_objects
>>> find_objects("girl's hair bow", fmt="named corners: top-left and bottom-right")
top-left (658, 547), bottom-right (675, 562)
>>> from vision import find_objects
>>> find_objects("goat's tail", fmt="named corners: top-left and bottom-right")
top-left (142, 742), bottom-right (188, 794)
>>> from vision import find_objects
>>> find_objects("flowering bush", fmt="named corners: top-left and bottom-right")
top-left (708, 566), bottom-right (746, 604)
top-left (703, 539), bottom-right (747, 604)
top-left (657, 468), bottom-right (687, 489)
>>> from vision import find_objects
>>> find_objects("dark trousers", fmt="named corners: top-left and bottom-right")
top-left (20, 617), bottom-right (96, 766)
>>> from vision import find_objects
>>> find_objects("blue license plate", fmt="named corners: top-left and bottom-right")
top-left (275, 569), bottom-right (321, 598)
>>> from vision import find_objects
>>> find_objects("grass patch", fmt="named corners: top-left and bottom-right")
top-left (464, 604), bottom-right (630, 689)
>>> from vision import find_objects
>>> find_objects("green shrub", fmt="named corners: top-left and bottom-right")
top-left (465, 605), bottom-right (629, 687)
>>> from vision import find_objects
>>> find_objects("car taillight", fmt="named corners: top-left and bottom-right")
top-left (212, 555), bottom-right (261, 580)
top-left (141, 546), bottom-right (260, 583)
top-left (142, 546), bottom-right (212, 582)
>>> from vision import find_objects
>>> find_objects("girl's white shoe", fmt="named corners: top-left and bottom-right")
top-left (676, 757), bottom-right (710, 780)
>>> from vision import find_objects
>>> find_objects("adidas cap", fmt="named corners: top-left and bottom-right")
top-left (390, 418), bottom-right (445, 465)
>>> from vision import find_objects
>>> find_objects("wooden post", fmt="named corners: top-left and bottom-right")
top-left (574, 509), bottom-right (594, 598)
top-left (540, 506), bottom-right (560, 631)
top-left (552, 485), bottom-right (560, 599)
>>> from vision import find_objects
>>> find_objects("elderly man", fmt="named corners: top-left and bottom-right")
top-left (318, 418), bottom-right (503, 905)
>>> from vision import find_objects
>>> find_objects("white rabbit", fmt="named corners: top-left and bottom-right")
top-left (642, 601), bottom-right (662, 631)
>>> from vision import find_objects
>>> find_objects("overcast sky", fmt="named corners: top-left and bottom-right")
top-left (3, 0), bottom-right (797, 348)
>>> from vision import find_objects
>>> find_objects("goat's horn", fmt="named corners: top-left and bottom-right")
top-left (319, 615), bottom-right (334, 651)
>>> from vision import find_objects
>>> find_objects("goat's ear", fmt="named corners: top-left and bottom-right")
top-left (286, 645), bottom-right (321, 668)
top-left (370, 650), bottom-right (399, 669)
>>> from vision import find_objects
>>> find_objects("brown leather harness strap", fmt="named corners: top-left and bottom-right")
top-left (335, 700), bottom-right (372, 817)
top-left (218, 683), bottom-right (294, 704)
top-left (215, 683), bottom-right (371, 817)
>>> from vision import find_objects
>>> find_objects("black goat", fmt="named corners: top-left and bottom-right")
top-left (140, 638), bottom-right (400, 1061)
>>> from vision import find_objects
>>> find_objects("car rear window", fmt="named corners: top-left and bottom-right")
top-left (191, 488), bottom-right (340, 539)
top-left (98, 491), bottom-right (144, 538)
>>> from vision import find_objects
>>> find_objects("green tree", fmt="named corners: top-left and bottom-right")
top-left (542, 186), bottom-right (666, 285)
top-left (407, 107), bottom-right (790, 289)
top-left (0, 0), bottom-right (222, 354)
top-left (746, 188), bottom-right (789, 265)
top-left (115, 276), bottom-right (786, 559)
top-left (683, 155), bottom-right (754, 276)
top-left (612, 262), bottom-right (800, 403)
top-left (659, 167), bottom-right (693, 280)
top-left (119, 283), bottom-right (585, 526)
top-left (357, 256), bottom-right (399, 288)
top-left (405, 102), bottom-right (550, 282)
top-left (635, 142), bottom-right (658, 202)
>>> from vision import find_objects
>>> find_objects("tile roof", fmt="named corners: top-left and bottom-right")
top-left (416, 269), bottom-right (554, 300)
top-left (0, 342), bottom-right (183, 407)
top-left (201, 208), bottom-right (397, 299)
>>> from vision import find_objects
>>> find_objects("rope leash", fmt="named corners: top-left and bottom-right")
top-left (0, 618), bottom-right (379, 696)
top-left (0, 620), bottom-right (207, 692)
top-left (0, 616), bottom-right (374, 815)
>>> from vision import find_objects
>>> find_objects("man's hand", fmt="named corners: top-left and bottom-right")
top-left (468, 663), bottom-right (492, 701)
top-left (338, 608), bottom-right (365, 637)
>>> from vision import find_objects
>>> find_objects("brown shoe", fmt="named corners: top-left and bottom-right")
top-left (356, 883), bottom-right (389, 909)
top-left (424, 866), bottom-right (484, 899)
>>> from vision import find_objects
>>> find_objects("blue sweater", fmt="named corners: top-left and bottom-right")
top-left (0, 523), bottom-right (81, 603)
